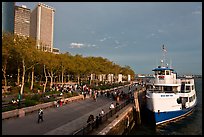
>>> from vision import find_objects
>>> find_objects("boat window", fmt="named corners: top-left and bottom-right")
top-left (172, 87), bottom-right (177, 92)
top-left (192, 85), bottom-right (194, 90)
top-left (166, 70), bottom-right (170, 75)
top-left (182, 97), bottom-right (188, 102)
top-left (164, 86), bottom-right (172, 91)
top-left (155, 71), bottom-right (158, 75)
top-left (189, 96), bottom-right (193, 102)
top-left (186, 86), bottom-right (191, 92)
top-left (181, 84), bottom-right (185, 93)
top-left (158, 70), bottom-right (165, 75)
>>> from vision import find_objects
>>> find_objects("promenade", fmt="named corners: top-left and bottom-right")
top-left (2, 85), bottom-right (137, 135)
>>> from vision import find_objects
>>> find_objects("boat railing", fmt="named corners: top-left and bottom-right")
top-left (148, 89), bottom-right (179, 94)
top-left (148, 89), bottom-right (163, 93)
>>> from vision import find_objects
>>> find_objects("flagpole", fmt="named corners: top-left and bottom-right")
top-left (162, 45), bottom-right (167, 67)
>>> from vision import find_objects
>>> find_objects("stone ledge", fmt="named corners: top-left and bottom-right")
top-left (2, 95), bottom-right (84, 120)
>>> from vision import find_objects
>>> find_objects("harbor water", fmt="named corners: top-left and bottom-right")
top-left (129, 78), bottom-right (202, 135)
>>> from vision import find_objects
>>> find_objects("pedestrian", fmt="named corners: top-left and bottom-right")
top-left (87, 114), bottom-right (94, 130)
top-left (93, 91), bottom-right (97, 101)
top-left (100, 109), bottom-right (105, 116)
top-left (98, 113), bottom-right (102, 124)
top-left (38, 109), bottom-right (44, 123)
top-left (125, 115), bottom-right (130, 128)
top-left (59, 99), bottom-right (63, 107)
top-left (116, 95), bottom-right (120, 106)
top-left (95, 116), bottom-right (99, 128)
top-left (109, 102), bottom-right (115, 110)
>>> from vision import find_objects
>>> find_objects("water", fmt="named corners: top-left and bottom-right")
top-left (129, 78), bottom-right (202, 135)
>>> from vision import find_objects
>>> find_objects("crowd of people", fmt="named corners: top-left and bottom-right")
top-left (13, 83), bottom-right (137, 126)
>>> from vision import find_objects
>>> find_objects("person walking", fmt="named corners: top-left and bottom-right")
top-left (38, 109), bottom-right (44, 123)
top-left (116, 95), bottom-right (120, 106)
top-left (100, 109), bottom-right (105, 116)
top-left (109, 102), bottom-right (115, 110)
top-left (109, 102), bottom-right (115, 117)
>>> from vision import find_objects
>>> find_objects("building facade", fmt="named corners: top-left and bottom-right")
top-left (14, 5), bottom-right (31, 37)
top-left (2, 2), bottom-right (15, 34)
top-left (30, 3), bottom-right (55, 52)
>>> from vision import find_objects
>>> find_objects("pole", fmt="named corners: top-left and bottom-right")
top-left (134, 91), bottom-right (141, 125)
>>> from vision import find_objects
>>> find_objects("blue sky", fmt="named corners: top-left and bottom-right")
top-left (16, 2), bottom-right (202, 75)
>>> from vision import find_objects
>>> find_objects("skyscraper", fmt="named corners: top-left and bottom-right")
top-left (2, 2), bottom-right (15, 34)
top-left (14, 5), bottom-right (31, 37)
top-left (30, 3), bottom-right (55, 52)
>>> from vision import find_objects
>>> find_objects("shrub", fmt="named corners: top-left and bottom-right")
top-left (2, 105), bottom-right (18, 112)
top-left (31, 94), bottom-right (42, 101)
top-left (24, 99), bottom-right (37, 107)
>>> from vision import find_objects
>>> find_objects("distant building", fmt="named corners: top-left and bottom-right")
top-left (14, 5), bottom-right (31, 37)
top-left (128, 74), bottom-right (131, 82)
top-left (98, 74), bottom-right (106, 82)
top-left (90, 74), bottom-right (95, 81)
top-left (30, 3), bottom-right (55, 52)
top-left (52, 47), bottom-right (60, 54)
top-left (118, 74), bottom-right (122, 83)
top-left (108, 74), bottom-right (114, 83)
top-left (2, 2), bottom-right (15, 34)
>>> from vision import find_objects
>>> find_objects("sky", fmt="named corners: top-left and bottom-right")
top-left (16, 2), bottom-right (202, 75)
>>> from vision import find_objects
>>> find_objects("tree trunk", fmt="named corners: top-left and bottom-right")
top-left (50, 76), bottom-right (53, 89)
top-left (61, 70), bottom-right (64, 85)
top-left (43, 65), bottom-right (47, 93)
top-left (43, 76), bottom-right (48, 93)
top-left (20, 59), bottom-right (25, 96)
top-left (17, 67), bottom-right (20, 85)
top-left (27, 72), bottom-right (30, 83)
top-left (30, 66), bottom-right (34, 90)
top-left (77, 75), bottom-right (80, 85)
top-left (49, 70), bottom-right (54, 89)
top-left (2, 66), bottom-right (7, 88)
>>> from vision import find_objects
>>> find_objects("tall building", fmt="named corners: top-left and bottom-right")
top-left (14, 5), bottom-right (31, 37)
top-left (30, 3), bottom-right (55, 52)
top-left (2, 2), bottom-right (15, 34)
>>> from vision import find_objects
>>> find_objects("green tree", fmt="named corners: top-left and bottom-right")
top-left (2, 33), bottom-right (13, 89)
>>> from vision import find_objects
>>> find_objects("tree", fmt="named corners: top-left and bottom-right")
top-left (2, 33), bottom-right (13, 89)
top-left (12, 35), bottom-right (37, 97)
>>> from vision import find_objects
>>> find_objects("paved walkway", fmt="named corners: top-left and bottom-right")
top-left (2, 84), bottom-right (137, 135)
top-left (2, 96), bottom-right (113, 135)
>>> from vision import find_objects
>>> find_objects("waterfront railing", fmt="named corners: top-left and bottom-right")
top-left (72, 99), bottom-right (131, 135)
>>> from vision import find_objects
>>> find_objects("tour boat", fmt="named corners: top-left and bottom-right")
top-left (145, 45), bottom-right (197, 126)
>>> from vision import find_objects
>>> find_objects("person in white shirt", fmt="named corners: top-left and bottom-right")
top-left (100, 109), bottom-right (105, 115)
top-left (109, 103), bottom-right (115, 110)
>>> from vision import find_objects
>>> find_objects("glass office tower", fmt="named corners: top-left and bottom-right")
top-left (2, 2), bottom-right (15, 33)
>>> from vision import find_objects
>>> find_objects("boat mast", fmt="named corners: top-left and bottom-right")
top-left (161, 45), bottom-right (167, 67)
